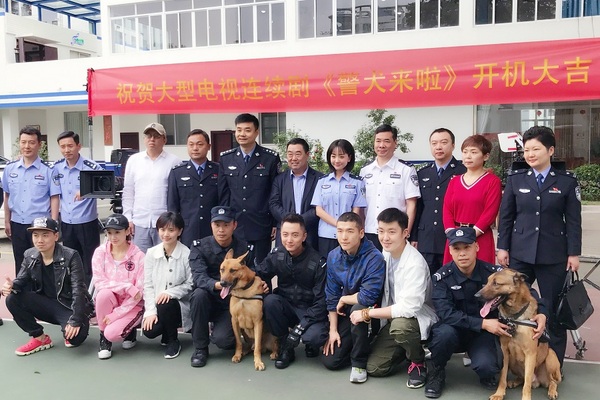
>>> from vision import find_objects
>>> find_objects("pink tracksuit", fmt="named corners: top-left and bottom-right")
top-left (92, 241), bottom-right (145, 342)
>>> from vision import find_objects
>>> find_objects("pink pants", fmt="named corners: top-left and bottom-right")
top-left (95, 289), bottom-right (143, 342)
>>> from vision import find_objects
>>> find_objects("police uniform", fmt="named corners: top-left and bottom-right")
top-left (360, 158), bottom-right (421, 250)
top-left (497, 166), bottom-right (582, 363)
top-left (428, 259), bottom-right (503, 382)
top-left (167, 160), bottom-right (219, 247)
top-left (311, 171), bottom-right (367, 258)
top-left (411, 158), bottom-right (466, 274)
top-left (256, 245), bottom-right (328, 351)
top-left (54, 156), bottom-right (103, 284)
top-left (218, 144), bottom-right (280, 263)
top-left (2, 157), bottom-right (60, 273)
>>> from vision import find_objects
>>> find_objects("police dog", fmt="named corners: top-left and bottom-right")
top-left (219, 249), bottom-right (278, 371)
top-left (476, 268), bottom-right (561, 400)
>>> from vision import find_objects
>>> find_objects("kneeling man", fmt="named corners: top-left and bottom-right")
top-left (2, 217), bottom-right (92, 355)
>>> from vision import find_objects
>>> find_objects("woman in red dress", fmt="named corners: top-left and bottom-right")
top-left (442, 135), bottom-right (502, 264)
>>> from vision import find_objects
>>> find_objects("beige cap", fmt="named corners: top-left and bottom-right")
top-left (143, 122), bottom-right (167, 137)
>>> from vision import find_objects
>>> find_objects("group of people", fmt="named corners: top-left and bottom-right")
top-left (0, 116), bottom-right (581, 398)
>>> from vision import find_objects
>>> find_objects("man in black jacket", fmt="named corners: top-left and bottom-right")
top-left (188, 206), bottom-right (255, 368)
top-left (256, 213), bottom-right (328, 369)
top-left (1, 217), bottom-right (91, 355)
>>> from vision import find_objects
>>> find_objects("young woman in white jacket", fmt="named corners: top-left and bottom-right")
top-left (142, 212), bottom-right (193, 359)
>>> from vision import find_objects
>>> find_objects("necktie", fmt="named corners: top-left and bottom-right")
top-left (537, 174), bottom-right (544, 188)
top-left (244, 155), bottom-right (250, 164)
top-left (198, 165), bottom-right (204, 177)
top-left (437, 167), bottom-right (444, 179)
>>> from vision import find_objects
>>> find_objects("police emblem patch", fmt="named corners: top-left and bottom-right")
top-left (411, 174), bottom-right (419, 186)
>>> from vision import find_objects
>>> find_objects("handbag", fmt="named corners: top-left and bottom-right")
top-left (555, 271), bottom-right (594, 330)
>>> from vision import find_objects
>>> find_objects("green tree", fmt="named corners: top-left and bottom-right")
top-left (13, 136), bottom-right (49, 161)
top-left (272, 129), bottom-right (328, 173)
top-left (352, 109), bottom-right (413, 173)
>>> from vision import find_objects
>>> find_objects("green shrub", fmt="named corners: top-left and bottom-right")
top-left (272, 129), bottom-right (329, 174)
top-left (574, 164), bottom-right (600, 201)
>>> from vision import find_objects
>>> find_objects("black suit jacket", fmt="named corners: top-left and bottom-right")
top-left (497, 167), bottom-right (581, 265)
top-left (269, 167), bottom-right (324, 249)
top-left (411, 157), bottom-right (466, 254)
top-left (167, 160), bottom-right (219, 248)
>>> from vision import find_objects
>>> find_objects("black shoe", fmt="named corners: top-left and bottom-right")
top-left (304, 344), bottom-right (319, 358)
top-left (122, 330), bottom-right (137, 350)
top-left (407, 361), bottom-right (427, 388)
top-left (191, 348), bottom-right (208, 367)
top-left (0, 318), bottom-right (3, 326)
top-left (98, 332), bottom-right (113, 360)
top-left (164, 339), bottom-right (181, 359)
top-left (275, 347), bottom-right (296, 369)
top-left (424, 363), bottom-right (445, 398)
top-left (480, 376), bottom-right (498, 390)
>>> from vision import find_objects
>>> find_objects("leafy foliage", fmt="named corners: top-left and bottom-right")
top-left (272, 129), bottom-right (329, 173)
top-left (352, 109), bottom-right (413, 174)
top-left (13, 136), bottom-right (49, 161)
top-left (574, 163), bottom-right (600, 201)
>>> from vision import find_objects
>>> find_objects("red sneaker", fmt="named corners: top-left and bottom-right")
top-left (15, 336), bottom-right (53, 356)
top-left (64, 339), bottom-right (75, 348)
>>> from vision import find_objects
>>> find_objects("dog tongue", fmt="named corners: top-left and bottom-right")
top-left (480, 298), bottom-right (496, 318)
top-left (220, 286), bottom-right (231, 299)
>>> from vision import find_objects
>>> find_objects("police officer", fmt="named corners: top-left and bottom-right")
top-left (168, 129), bottom-right (219, 248)
top-left (411, 128), bottom-right (466, 275)
top-left (2, 126), bottom-right (60, 273)
top-left (218, 113), bottom-right (280, 263)
top-left (54, 131), bottom-right (103, 285)
top-left (497, 125), bottom-right (581, 366)
top-left (426, 228), bottom-right (512, 398)
top-left (188, 206), bottom-right (255, 368)
top-left (256, 213), bottom-right (328, 369)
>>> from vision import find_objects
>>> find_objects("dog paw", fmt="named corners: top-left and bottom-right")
top-left (490, 393), bottom-right (505, 400)
top-left (269, 352), bottom-right (278, 360)
top-left (255, 361), bottom-right (265, 371)
top-left (507, 379), bottom-right (522, 389)
top-left (232, 354), bottom-right (242, 363)
top-left (547, 389), bottom-right (558, 400)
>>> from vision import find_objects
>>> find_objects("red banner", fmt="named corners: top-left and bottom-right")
top-left (88, 38), bottom-right (600, 116)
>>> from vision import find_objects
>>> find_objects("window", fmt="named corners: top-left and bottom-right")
top-left (476, 0), bottom-right (557, 24)
top-left (377, 0), bottom-right (415, 32)
top-left (110, 1), bottom-right (285, 53)
top-left (563, 0), bottom-right (600, 17)
top-left (260, 112), bottom-right (286, 144)
top-left (299, 0), bottom-right (375, 38)
top-left (158, 114), bottom-right (191, 145)
top-left (64, 112), bottom-right (89, 147)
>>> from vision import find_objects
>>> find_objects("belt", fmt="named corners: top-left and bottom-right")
top-left (455, 222), bottom-right (475, 228)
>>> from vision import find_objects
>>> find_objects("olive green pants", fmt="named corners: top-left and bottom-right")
top-left (366, 317), bottom-right (424, 377)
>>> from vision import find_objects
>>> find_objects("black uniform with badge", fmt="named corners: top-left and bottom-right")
top-left (167, 160), bottom-right (219, 247)
top-left (218, 144), bottom-right (280, 262)
top-left (411, 157), bottom-right (466, 274)
top-left (497, 166), bottom-right (581, 364)
top-left (256, 244), bottom-right (328, 357)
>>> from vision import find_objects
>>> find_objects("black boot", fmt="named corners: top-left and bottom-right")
top-left (424, 361), bottom-right (445, 398)
top-left (275, 338), bottom-right (296, 369)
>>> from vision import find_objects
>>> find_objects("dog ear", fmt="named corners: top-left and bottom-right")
top-left (513, 271), bottom-right (528, 284)
top-left (225, 248), bottom-right (235, 260)
top-left (237, 251), bottom-right (249, 264)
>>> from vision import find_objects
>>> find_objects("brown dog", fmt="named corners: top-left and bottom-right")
top-left (476, 268), bottom-right (561, 400)
top-left (219, 249), bottom-right (278, 371)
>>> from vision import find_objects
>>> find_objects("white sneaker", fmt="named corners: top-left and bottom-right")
top-left (98, 333), bottom-right (112, 360)
top-left (463, 353), bottom-right (471, 367)
top-left (349, 367), bottom-right (367, 383)
top-left (122, 330), bottom-right (137, 350)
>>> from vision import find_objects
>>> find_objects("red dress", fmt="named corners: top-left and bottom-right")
top-left (442, 171), bottom-right (502, 264)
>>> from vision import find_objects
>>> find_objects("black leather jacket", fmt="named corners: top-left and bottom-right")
top-left (12, 243), bottom-right (93, 327)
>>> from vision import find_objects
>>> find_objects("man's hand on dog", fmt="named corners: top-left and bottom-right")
top-left (482, 319), bottom-right (512, 337)
top-left (531, 313), bottom-right (547, 340)
top-left (323, 330), bottom-right (341, 356)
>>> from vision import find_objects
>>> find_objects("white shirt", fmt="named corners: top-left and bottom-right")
top-left (360, 158), bottom-right (421, 233)
top-left (381, 243), bottom-right (438, 340)
top-left (122, 150), bottom-right (180, 228)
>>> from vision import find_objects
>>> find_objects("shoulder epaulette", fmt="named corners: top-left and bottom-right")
top-left (555, 169), bottom-right (577, 179)
top-left (416, 162), bottom-right (433, 172)
top-left (83, 159), bottom-right (102, 170)
top-left (349, 174), bottom-right (363, 181)
top-left (192, 239), bottom-right (201, 247)
top-left (397, 158), bottom-right (414, 167)
top-left (433, 265), bottom-right (454, 282)
top-left (482, 263), bottom-right (503, 273)
top-left (220, 148), bottom-right (236, 157)
top-left (270, 247), bottom-right (279, 254)
top-left (262, 147), bottom-right (279, 157)
top-left (172, 161), bottom-right (188, 170)
top-left (54, 158), bottom-right (65, 165)
top-left (319, 257), bottom-right (327, 268)
top-left (41, 160), bottom-right (53, 168)
top-left (508, 168), bottom-right (527, 176)
top-left (6, 159), bottom-right (19, 165)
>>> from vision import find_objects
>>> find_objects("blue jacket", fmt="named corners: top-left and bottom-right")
top-left (325, 239), bottom-right (385, 312)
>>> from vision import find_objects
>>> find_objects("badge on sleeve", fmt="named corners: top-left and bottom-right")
top-left (575, 186), bottom-right (581, 202)
top-left (411, 174), bottom-right (419, 186)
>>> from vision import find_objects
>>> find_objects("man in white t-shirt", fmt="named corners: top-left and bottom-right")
top-left (360, 124), bottom-right (420, 250)
top-left (122, 122), bottom-right (180, 253)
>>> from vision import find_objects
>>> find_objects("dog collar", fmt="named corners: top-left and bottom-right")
top-left (232, 294), bottom-right (264, 300)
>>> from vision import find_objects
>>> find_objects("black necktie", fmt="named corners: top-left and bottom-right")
top-left (198, 166), bottom-right (204, 177)
top-left (537, 174), bottom-right (544, 188)
top-left (244, 155), bottom-right (250, 164)
top-left (437, 167), bottom-right (444, 179)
